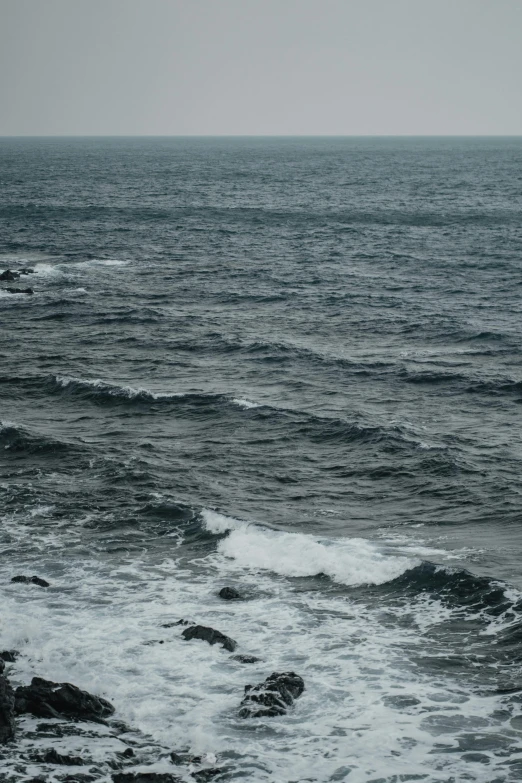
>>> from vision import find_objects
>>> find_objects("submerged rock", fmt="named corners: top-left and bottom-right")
top-left (11, 575), bottom-right (49, 587)
top-left (6, 287), bottom-right (34, 295)
top-left (230, 654), bottom-right (261, 664)
top-left (182, 625), bottom-right (237, 652)
top-left (191, 770), bottom-right (223, 782)
top-left (0, 651), bottom-right (19, 663)
top-left (0, 675), bottom-right (16, 743)
top-left (170, 751), bottom-right (202, 765)
top-left (112, 773), bottom-right (182, 783)
top-left (218, 586), bottom-right (240, 600)
top-left (238, 671), bottom-right (305, 718)
top-left (161, 619), bottom-right (191, 628)
top-left (0, 269), bottom-right (19, 281)
top-left (15, 677), bottom-right (114, 722)
top-left (19, 267), bottom-right (35, 275)
top-left (30, 747), bottom-right (86, 765)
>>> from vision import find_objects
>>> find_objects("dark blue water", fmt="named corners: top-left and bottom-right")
top-left (1, 137), bottom-right (522, 782)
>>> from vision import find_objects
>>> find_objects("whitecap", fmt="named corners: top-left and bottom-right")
top-left (33, 263), bottom-right (64, 277)
top-left (54, 375), bottom-right (185, 401)
top-left (232, 398), bottom-right (261, 409)
top-left (201, 510), bottom-right (414, 586)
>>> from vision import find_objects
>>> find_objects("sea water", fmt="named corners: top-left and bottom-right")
top-left (1, 136), bottom-right (522, 782)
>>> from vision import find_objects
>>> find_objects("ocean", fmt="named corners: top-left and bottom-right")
top-left (1, 135), bottom-right (522, 782)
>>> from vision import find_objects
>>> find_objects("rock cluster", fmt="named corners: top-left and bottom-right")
top-left (11, 575), bottom-right (50, 587)
top-left (1, 267), bottom-right (36, 294)
top-left (0, 577), bottom-right (305, 782)
top-left (239, 671), bottom-right (305, 718)
top-left (14, 677), bottom-right (115, 722)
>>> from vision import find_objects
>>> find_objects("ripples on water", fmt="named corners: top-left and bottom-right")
top-left (1, 137), bottom-right (522, 782)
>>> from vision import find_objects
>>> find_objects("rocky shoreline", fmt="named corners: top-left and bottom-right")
top-left (1, 577), bottom-right (305, 782)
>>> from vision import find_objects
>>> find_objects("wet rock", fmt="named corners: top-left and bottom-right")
top-left (11, 574), bottom-right (49, 587)
top-left (35, 721), bottom-right (98, 737)
top-left (112, 773), bottom-right (182, 783)
top-left (15, 676), bottom-right (114, 722)
top-left (0, 650), bottom-right (19, 663)
top-left (0, 675), bottom-right (16, 743)
top-left (191, 770), bottom-right (224, 782)
top-left (231, 654), bottom-right (261, 664)
top-left (61, 776), bottom-right (98, 783)
top-left (218, 587), bottom-right (240, 600)
top-left (0, 269), bottom-right (20, 281)
top-left (170, 752), bottom-right (202, 765)
top-left (0, 660), bottom-right (4, 676)
top-left (161, 619), bottom-right (191, 628)
top-left (30, 747), bottom-right (85, 765)
top-left (239, 671), bottom-right (305, 718)
top-left (6, 286), bottom-right (34, 295)
top-left (182, 625), bottom-right (237, 652)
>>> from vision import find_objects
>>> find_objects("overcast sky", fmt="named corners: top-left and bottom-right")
top-left (1, 0), bottom-right (521, 136)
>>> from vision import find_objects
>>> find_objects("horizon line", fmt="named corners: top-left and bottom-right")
top-left (1, 133), bottom-right (522, 139)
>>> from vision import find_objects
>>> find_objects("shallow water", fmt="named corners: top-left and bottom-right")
top-left (1, 136), bottom-right (522, 782)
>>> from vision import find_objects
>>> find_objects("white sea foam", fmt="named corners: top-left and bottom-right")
top-left (202, 510), bottom-right (415, 586)
top-left (232, 398), bottom-right (261, 409)
top-left (54, 375), bottom-right (185, 400)
top-left (78, 258), bottom-right (129, 267)
top-left (0, 503), bottom-right (516, 783)
top-left (33, 263), bottom-right (65, 277)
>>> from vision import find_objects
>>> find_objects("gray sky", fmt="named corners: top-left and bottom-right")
top-left (1, 0), bottom-right (521, 135)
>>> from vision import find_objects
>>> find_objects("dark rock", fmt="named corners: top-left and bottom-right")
top-left (239, 671), bottom-right (305, 718)
top-left (0, 660), bottom-right (4, 676)
top-left (112, 774), bottom-right (182, 783)
top-left (218, 587), bottom-right (240, 600)
top-left (11, 575), bottom-right (49, 587)
top-left (0, 675), bottom-right (16, 743)
top-left (231, 654), bottom-right (261, 664)
top-left (170, 752), bottom-right (202, 765)
top-left (120, 747), bottom-right (135, 758)
top-left (27, 778), bottom-right (48, 783)
top-left (0, 269), bottom-right (20, 281)
top-left (191, 770), bottom-right (224, 782)
top-left (182, 625), bottom-right (237, 653)
top-left (30, 747), bottom-right (85, 765)
top-left (161, 619), bottom-right (191, 628)
top-left (0, 650), bottom-right (19, 662)
top-left (15, 676), bottom-right (114, 722)
top-left (6, 287), bottom-right (34, 295)
top-left (36, 721), bottom-right (97, 737)
top-left (61, 776), bottom-right (97, 783)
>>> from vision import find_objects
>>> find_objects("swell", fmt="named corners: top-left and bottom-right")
top-left (151, 333), bottom-right (521, 399)
top-left (0, 373), bottom-right (475, 479)
top-left (0, 421), bottom-right (77, 456)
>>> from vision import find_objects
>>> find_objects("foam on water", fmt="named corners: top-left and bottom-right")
top-left (231, 398), bottom-right (261, 409)
top-left (54, 375), bottom-right (185, 400)
top-left (202, 510), bottom-right (414, 586)
top-left (33, 263), bottom-right (65, 277)
top-left (1, 506), bottom-right (520, 782)
top-left (78, 258), bottom-right (130, 267)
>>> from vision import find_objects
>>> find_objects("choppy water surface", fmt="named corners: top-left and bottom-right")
top-left (1, 136), bottom-right (522, 782)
